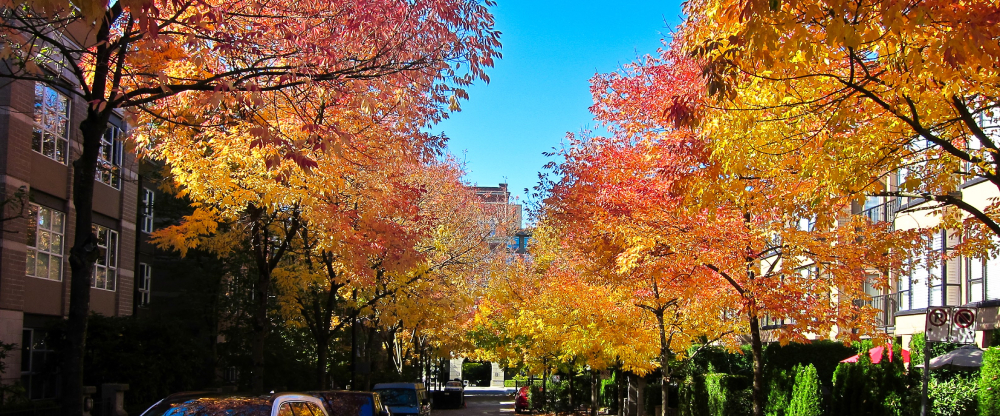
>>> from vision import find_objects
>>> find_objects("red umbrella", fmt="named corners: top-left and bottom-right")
top-left (840, 345), bottom-right (911, 364)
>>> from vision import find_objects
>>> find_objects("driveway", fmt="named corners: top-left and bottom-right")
top-left (434, 389), bottom-right (514, 416)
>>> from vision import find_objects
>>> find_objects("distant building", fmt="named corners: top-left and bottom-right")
top-left (470, 184), bottom-right (522, 250)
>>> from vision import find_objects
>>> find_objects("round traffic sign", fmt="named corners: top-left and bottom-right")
top-left (955, 308), bottom-right (976, 329)
top-left (929, 308), bottom-right (949, 326)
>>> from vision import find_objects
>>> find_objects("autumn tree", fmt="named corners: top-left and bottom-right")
top-left (1, 0), bottom-right (498, 410)
top-left (680, 0), bottom-right (1000, 254)
top-left (538, 42), bottom-right (920, 416)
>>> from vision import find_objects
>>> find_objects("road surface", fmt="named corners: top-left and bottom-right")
top-left (434, 387), bottom-right (515, 416)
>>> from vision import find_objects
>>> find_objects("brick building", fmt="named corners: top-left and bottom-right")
top-left (0, 78), bottom-right (145, 398)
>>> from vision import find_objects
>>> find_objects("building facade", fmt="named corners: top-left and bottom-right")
top-left (0, 78), bottom-right (141, 398)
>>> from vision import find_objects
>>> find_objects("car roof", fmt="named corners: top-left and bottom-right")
top-left (373, 383), bottom-right (424, 389)
top-left (141, 393), bottom-right (271, 416)
top-left (309, 390), bottom-right (375, 396)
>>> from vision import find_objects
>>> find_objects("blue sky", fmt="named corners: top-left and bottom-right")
top-left (432, 0), bottom-right (685, 205)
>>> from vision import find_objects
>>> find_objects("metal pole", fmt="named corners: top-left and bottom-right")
top-left (921, 337), bottom-right (930, 416)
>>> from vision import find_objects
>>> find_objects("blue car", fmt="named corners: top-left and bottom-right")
top-left (374, 383), bottom-right (431, 416)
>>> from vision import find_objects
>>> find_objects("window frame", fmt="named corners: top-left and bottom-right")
top-left (91, 224), bottom-right (119, 291)
top-left (32, 83), bottom-right (71, 164)
top-left (25, 204), bottom-right (66, 281)
top-left (138, 262), bottom-right (151, 306)
top-left (141, 188), bottom-right (155, 233)
top-left (96, 125), bottom-right (124, 189)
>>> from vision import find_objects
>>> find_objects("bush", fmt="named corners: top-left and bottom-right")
top-left (787, 364), bottom-right (822, 416)
top-left (765, 367), bottom-right (794, 416)
top-left (930, 374), bottom-right (977, 416)
top-left (763, 341), bottom-right (855, 391)
top-left (979, 347), bottom-right (1000, 416)
top-left (680, 373), bottom-right (750, 416)
top-left (462, 362), bottom-right (492, 387)
top-left (830, 346), bottom-right (911, 416)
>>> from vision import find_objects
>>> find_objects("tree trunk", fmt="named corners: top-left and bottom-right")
top-left (748, 309), bottom-right (765, 416)
top-left (250, 266), bottom-right (271, 395)
top-left (351, 311), bottom-right (359, 390)
top-left (569, 364), bottom-right (576, 412)
top-left (636, 375), bottom-right (645, 416)
top-left (591, 371), bottom-right (599, 416)
top-left (61, 11), bottom-right (115, 413)
top-left (365, 325), bottom-right (378, 391)
top-left (542, 362), bottom-right (549, 412)
top-left (655, 311), bottom-right (670, 416)
top-left (62, 111), bottom-right (112, 416)
top-left (316, 333), bottom-right (330, 389)
top-left (617, 370), bottom-right (624, 416)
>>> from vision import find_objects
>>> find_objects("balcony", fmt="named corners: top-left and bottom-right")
top-left (855, 293), bottom-right (899, 329)
top-left (862, 198), bottom-right (901, 223)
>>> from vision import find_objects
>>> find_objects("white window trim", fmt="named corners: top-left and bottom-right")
top-left (141, 188), bottom-right (154, 233)
top-left (96, 125), bottom-right (124, 189)
top-left (138, 263), bottom-right (151, 306)
top-left (25, 204), bottom-right (66, 281)
top-left (91, 224), bottom-right (119, 291)
top-left (32, 83), bottom-right (71, 164)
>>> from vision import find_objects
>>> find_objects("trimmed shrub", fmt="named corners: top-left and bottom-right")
top-left (979, 347), bottom-right (1000, 416)
top-left (680, 373), bottom-right (750, 416)
top-left (830, 346), bottom-right (911, 416)
top-left (787, 364), bottom-right (822, 416)
top-left (763, 341), bottom-right (855, 390)
top-left (930, 374), bottom-right (977, 416)
top-left (705, 374), bottom-right (751, 416)
top-left (679, 375), bottom-right (709, 416)
top-left (765, 367), bottom-right (794, 416)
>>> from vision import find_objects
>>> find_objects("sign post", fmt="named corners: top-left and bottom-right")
top-left (923, 307), bottom-right (950, 416)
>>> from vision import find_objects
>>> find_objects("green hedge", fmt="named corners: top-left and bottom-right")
top-left (763, 341), bottom-right (854, 391)
top-left (830, 347), bottom-right (911, 416)
top-left (787, 364), bottom-right (822, 416)
top-left (930, 374), bottom-right (977, 416)
top-left (679, 373), bottom-right (751, 416)
top-left (979, 347), bottom-right (1000, 416)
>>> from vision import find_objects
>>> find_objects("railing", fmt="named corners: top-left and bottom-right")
top-left (858, 293), bottom-right (899, 329)
top-left (862, 198), bottom-right (902, 223)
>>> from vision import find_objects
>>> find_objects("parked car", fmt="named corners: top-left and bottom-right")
top-left (310, 390), bottom-right (391, 416)
top-left (514, 386), bottom-right (530, 414)
top-left (373, 383), bottom-right (431, 416)
top-left (438, 380), bottom-right (465, 409)
top-left (141, 391), bottom-right (328, 416)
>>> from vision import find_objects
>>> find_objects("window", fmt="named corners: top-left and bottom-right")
top-left (91, 224), bottom-right (118, 291)
top-left (901, 233), bottom-right (946, 310)
top-left (32, 83), bottom-right (70, 163)
top-left (141, 188), bottom-right (154, 233)
top-left (967, 242), bottom-right (1000, 303)
top-left (21, 329), bottom-right (57, 400)
top-left (138, 263), bottom-right (151, 306)
top-left (25, 204), bottom-right (65, 281)
top-left (96, 126), bottom-right (124, 188)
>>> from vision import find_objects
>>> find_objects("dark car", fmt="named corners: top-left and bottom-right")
top-left (310, 390), bottom-right (391, 416)
top-left (437, 380), bottom-right (464, 409)
top-left (373, 383), bottom-right (430, 416)
top-left (514, 386), bottom-right (530, 414)
top-left (141, 391), bottom-right (329, 416)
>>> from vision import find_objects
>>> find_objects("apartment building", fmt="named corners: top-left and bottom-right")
top-left (471, 183), bottom-right (523, 250)
top-left (0, 78), bottom-right (144, 398)
top-left (863, 177), bottom-right (1000, 348)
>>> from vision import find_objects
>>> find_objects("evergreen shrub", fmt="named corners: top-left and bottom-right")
top-left (979, 347), bottom-right (1000, 416)
top-left (787, 364), bottom-right (822, 416)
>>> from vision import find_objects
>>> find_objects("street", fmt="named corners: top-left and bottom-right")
top-left (436, 389), bottom-right (515, 416)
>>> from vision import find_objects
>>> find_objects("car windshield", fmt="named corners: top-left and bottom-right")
top-left (445, 382), bottom-right (462, 388)
top-left (376, 389), bottom-right (418, 407)
top-left (315, 393), bottom-right (375, 416)
top-left (142, 397), bottom-right (271, 416)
